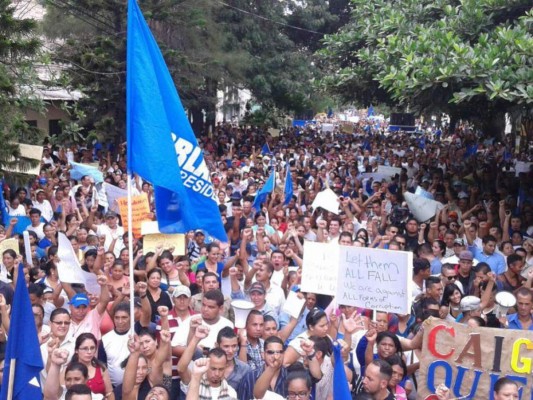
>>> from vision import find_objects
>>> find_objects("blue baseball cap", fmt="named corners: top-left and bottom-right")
top-left (69, 293), bottom-right (89, 307)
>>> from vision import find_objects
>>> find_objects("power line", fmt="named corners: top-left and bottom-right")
top-left (217, 1), bottom-right (327, 35)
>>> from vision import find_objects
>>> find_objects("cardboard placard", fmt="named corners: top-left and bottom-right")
top-left (0, 238), bottom-right (19, 256)
top-left (336, 245), bottom-right (412, 314)
top-left (419, 318), bottom-right (533, 399)
top-left (116, 193), bottom-right (152, 238)
top-left (143, 233), bottom-right (186, 256)
top-left (301, 241), bottom-right (339, 296)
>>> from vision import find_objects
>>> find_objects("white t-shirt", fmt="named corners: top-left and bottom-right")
top-left (96, 223), bottom-right (125, 257)
top-left (171, 316), bottom-right (234, 349)
top-left (34, 199), bottom-right (54, 222)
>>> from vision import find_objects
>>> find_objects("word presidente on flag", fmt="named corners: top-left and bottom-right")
top-left (172, 134), bottom-right (216, 201)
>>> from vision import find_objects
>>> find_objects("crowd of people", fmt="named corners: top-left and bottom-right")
top-left (0, 119), bottom-right (531, 400)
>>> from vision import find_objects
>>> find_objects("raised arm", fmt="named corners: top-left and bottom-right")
top-left (43, 348), bottom-right (69, 400)
top-left (122, 336), bottom-right (141, 400)
top-left (177, 323), bottom-right (208, 385)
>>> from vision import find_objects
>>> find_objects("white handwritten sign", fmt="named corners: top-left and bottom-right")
top-left (336, 246), bottom-right (413, 314)
top-left (301, 241), bottom-right (339, 296)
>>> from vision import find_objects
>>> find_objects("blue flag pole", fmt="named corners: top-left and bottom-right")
top-left (0, 264), bottom-right (44, 400)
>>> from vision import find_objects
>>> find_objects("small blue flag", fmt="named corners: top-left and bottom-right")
top-left (69, 161), bottom-right (104, 183)
top-left (284, 164), bottom-right (293, 206)
top-left (333, 342), bottom-right (352, 399)
top-left (126, 0), bottom-right (226, 241)
top-left (0, 264), bottom-right (44, 400)
top-left (253, 170), bottom-right (275, 211)
top-left (261, 143), bottom-right (271, 155)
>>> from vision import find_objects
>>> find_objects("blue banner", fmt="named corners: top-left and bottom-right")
top-left (126, 0), bottom-right (226, 241)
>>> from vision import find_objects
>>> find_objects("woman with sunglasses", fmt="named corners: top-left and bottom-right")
top-left (71, 332), bottom-right (113, 398)
top-left (41, 308), bottom-right (75, 381)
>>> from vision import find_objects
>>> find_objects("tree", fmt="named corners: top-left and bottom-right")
top-left (319, 0), bottom-right (533, 135)
top-left (42, 0), bottom-right (238, 141)
top-left (0, 0), bottom-right (43, 182)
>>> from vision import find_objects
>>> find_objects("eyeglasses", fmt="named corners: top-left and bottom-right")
top-left (265, 350), bottom-right (284, 355)
top-left (396, 241), bottom-right (406, 246)
top-left (446, 275), bottom-right (457, 281)
top-left (51, 320), bottom-right (70, 326)
top-left (288, 392), bottom-right (310, 399)
top-left (78, 346), bottom-right (96, 352)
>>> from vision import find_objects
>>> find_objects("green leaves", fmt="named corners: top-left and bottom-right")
top-left (318, 0), bottom-right (532, 116)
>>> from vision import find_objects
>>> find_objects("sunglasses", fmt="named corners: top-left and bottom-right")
top-left (265, 350), bottom-right (284, 355)
top-left (446, 275), bottom-right (457, 281)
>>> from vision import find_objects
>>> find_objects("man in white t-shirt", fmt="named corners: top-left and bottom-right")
top-left (171, 289), bottom-right (233, 351)
top-left (27, 208), bottom-right (46, 240)
top-left (33, 189), bottom-right (54, 222)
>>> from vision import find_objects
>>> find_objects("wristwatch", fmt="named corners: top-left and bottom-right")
top-left (307, 351), bottom-right (316, 360)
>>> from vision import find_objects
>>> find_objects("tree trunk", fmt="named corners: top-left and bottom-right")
top-left (190, 106), bottom-right (204, 136)
top-left (481, 110), bottom-right (506, 141)
top-left (204, 78), bottom-right (218, 137)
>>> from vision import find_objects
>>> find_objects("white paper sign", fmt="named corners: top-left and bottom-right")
top-left (515, 161), bottom-right (532, 177)
top-left (282, 291), bottom-right (306, 319)
top-left (336, 246), bottom-right (413, 314)
top-left (104, 182), bottom-right (128, 213)
top-left (301, 241), bottom-right (339, 296)
top-left (404, 192), bottom-right (444, 222)
top-left (377, 166), bottom-right (402, 177)
top-left (311, 188), bottom-right (339, 215)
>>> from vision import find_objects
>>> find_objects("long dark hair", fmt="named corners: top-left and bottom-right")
top-left (72, 333), bottom-right (106, 371)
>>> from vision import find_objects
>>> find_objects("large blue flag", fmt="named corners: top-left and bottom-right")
top-left (283, 164), bottom-right (293, 205)
top-left (126, 0), bottom-right (226, 241)
top-left (332, 342), bottom-right (352, 400)
top-left (0, 264), bottom-right (44, 400)
top-left (367, 104), bottom-right (375, 117)
top-left (253, 170), bottom-right (275, 211)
